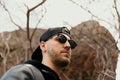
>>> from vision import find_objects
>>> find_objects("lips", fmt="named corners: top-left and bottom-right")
top-left (61, 51), bottom-right (70, 54)
top-left (61, 50), bottom-right (71, 58)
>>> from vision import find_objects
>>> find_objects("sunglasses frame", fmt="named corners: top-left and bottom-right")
top-left (55, 34), bottom-right (77, 49)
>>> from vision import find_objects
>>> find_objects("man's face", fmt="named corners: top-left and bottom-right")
top-left (45, 34), bottom-right (72, 68)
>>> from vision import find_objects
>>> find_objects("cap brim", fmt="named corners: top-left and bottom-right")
top-left (31, 46), bottom-right (42, 62)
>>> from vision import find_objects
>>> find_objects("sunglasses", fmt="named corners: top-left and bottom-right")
top-left (55, 34), bottom-right (77, 49)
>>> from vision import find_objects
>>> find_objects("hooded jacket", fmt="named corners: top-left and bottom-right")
top-left (0, 60), bottom-right (61, 80)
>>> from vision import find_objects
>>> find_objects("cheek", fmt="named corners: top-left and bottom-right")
top-left (46, 41), bottom-right (61, 50)
top-left (45, 41), bottom-right (59, 53)
top-left (46, 42), bottom-right (55, 50)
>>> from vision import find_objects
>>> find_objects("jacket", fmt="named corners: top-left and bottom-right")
top-left (0, 60), bottom-right (61, 80)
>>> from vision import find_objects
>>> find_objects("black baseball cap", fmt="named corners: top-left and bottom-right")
top-left (31, 27), bottom-right (77, 62)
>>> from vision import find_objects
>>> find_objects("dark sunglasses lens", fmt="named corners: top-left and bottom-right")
top-left (58, 35), bottom-right (67, 43)
top-left (68, 40), bottom-right (77, 49)
top-left (57, 34), bottom-right (77, 49)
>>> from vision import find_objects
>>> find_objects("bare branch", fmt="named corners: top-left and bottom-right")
top-left (68, 0), bottom-right (114, 26)
top-left (0, 33), bottom-right (11, 72)
top-left (26, 0), bottom-right (47, 40)
top-left (29, 0), bottom-right (47, 12)
top-left (113, 0), bottom-right (120, 30)
top-left (0, 52), bottom-right (3, 62)
top-left (30, 5), bottom-right (47, 42)
top-left (24, 0), bottom-right (47, 53)
top-left (0, 1), bottom-right (23, 31)
top-left (35, 5), bottom-right (47, 28)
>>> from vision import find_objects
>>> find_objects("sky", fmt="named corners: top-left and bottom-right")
top-left (0, 0), bottom-right (120, 79)
top-left (0, 0), bottom-right (118, 32)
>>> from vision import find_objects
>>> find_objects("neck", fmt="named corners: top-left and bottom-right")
top-left (42, 58), bottom-right (62, 75)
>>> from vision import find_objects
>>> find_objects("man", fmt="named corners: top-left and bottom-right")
top-left (1, 27), bottom-right (77, 80)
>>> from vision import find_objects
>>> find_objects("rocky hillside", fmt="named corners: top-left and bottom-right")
top-left (0, 20), bottom-right (119, 80)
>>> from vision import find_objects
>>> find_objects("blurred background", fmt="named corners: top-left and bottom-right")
top-left (0, 0), bottom-right (120, 80)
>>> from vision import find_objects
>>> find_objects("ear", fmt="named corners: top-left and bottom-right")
top-left (40, 41), bottom-right (46, 52)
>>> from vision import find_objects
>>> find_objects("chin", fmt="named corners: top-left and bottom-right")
top-left (59, 61), bottom-right (69, 67)
top-left (54, 58), bottom-right (70, 68)
top-left (61, 58), bottom-right (70, 67)
top-left (63, 56), bottom-right (71, 63)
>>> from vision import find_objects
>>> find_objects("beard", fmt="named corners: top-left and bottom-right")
top-left (53, 58), bottom-right (70, 68)
top-left (47, 48), bottom-right (71, 68)
top-left (50, 52), bottom-right (71, 68)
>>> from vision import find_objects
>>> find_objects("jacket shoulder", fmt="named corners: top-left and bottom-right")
top-left (1, 64), bottom-right (34, 80)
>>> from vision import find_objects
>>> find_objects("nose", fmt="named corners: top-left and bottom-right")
top-left (64, 41), bottom-right (71, 49)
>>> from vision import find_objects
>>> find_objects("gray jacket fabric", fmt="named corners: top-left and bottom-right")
top-left (0, 64), bottom-right (45, 80)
